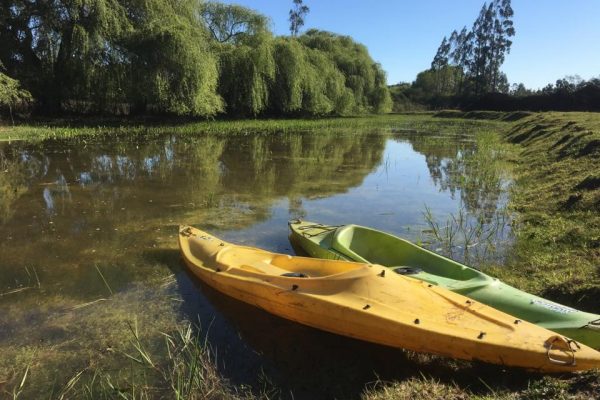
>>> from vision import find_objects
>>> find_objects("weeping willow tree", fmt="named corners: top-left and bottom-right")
top-left (199, 2), bottom-right (275, 116)
top-left (128, 0), bottom-right (222, 116)
top-left (269, 38), bottom-right (353, 116)
top-left (270, 37), bottom-right (373, 116)
top-left (0, 0), bottom-right (134, 112)
top-left (299, 30), bottom-right (391, 114)
top-left (0, 0), bottom-right (222, 116)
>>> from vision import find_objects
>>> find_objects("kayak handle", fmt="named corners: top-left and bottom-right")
top-left (587, 319), bottom-right (600, 330)
top-left (545, 336), bottom-right (579, 366)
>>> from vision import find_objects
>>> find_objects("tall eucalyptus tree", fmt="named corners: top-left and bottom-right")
top-left (430, 0), bottom-right (514, 95)
top-left (289, 0), bottom-right (309, 37)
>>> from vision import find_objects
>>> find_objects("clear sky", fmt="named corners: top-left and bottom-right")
top-left (220, 0), bottom-right (600, 89)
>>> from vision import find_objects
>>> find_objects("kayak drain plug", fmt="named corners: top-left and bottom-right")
top-left (478, 332), bottom-right (486, 339)
top-left (379, 270), bottom-right (385, 277)
top-left (363, 304), bottom-right (371, 310)
top-left (414, 318), bottom-right (420, 324)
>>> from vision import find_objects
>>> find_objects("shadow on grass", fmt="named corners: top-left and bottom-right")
top-left (541, 285), bottom-right (600, 314)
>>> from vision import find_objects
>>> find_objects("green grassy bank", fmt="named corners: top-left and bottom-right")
top-left (490, 112), bottom-right (599, 309)
top-left (0, 113), bottom-right (498, 142)
top-left (1, 113), bottom-right (599, 399)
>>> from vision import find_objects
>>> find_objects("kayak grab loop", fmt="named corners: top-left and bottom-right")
top-left (180, 226), bottom-right (194, 237)
top-left (393, 267), bottom-right (423, 275)
top-left (379, 270), bottom-right (386, 277)
top-left (546, 336), bottom-right (580, 366)
top-left (588, 319), bottom-right (600, 330)
top-left (478, 331), bottom-right (486, 339)
top-left (281, 272), bottom-right (309, 278)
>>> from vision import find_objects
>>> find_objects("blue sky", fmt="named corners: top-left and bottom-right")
top-left (220, 0), bottom-right (600, 89)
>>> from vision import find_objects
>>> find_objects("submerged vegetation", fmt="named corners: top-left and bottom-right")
top-left (1, 113), bottom-right (501, 142)
top-left (420, 128), bottom-right (515, 266)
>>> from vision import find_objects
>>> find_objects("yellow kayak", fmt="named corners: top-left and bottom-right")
top-left (178, 225), bottom-right (600, 372)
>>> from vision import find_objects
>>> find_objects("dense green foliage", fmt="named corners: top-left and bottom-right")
top-left (299, 30), bottom-right (392, 114)
top-left (0, 65), bottom-right (32, 122)
top-left (204, 5), bottom-right (390, 117)
top-left (0, 0), bottom-right (390, 118)
top-left (466, 77), bottom-right (600, 111)
top-left (0, 0), bottom-right (223, 116)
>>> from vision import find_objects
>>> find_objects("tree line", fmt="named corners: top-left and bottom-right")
top-left (391, 0), bottom-right (515, 110)
top-left (468, 76), bottom-right (600, 112)
top-left (391, 0), bottom-right (600, 112)
top-left (0, 0), bottom-right (391, 118)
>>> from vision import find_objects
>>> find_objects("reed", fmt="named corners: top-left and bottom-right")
top-left (421, 204), bottom-right (512, 267)
top-left (1, 114), bottom-right (506, 142)
top-left (47, 321), bottom-right (264, 400)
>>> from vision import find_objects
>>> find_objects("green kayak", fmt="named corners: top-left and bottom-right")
top-left (289, 220), bottom-right (600, 349)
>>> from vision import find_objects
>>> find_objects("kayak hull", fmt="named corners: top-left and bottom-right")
top-left (180, 225), bottom-right (600, 372)
top-left (289, 220), bottom-right (600, 349)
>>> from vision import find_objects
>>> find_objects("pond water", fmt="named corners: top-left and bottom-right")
top-left (0, 126), bottom-right (513, 398)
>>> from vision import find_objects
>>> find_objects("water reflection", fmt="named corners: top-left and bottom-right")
top-left (401, 132), bottom-right (513, 264)
top-left (0, 148), bottom-right (27, 223)
top-left (0, 127), bottom-right (513, 398)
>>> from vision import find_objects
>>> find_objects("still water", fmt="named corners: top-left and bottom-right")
top-left (0, 127), bottom-right (512, 398)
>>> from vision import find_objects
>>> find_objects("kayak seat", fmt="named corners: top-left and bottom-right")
top-left (332, 225), bottom-right (485, 281)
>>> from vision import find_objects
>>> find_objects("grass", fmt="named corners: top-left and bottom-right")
top-left (362, 376), bottom-right (469, 400)
top-left (486, 112), bottom-right (600, 311)
top-left (421, 205), bottom-right (512, 267)
top-left (0, 113), bottom-right (505, 142)
top-left (39, 321), bottom-right (258, 400)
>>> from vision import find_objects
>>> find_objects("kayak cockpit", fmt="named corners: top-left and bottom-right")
top-left (219, 247), bottom-right (367, 279)
top-left (332, 224), bottom-right (488, 282)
